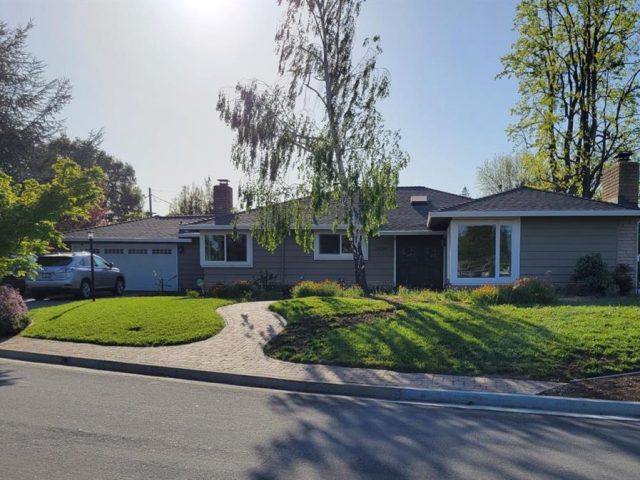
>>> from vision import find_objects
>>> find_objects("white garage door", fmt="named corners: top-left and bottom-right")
top-left (70, 243), bottom-right (178, 292)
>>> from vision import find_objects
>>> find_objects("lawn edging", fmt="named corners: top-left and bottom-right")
top-left (1, 348), bottom-right (639, 420)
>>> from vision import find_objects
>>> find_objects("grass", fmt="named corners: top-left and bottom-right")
top-left (23, 296), bottom-right (232, 346)
top-left (267, 295), bottom-right (640, 382)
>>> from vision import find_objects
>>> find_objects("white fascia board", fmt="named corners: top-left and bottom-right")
top-left (429, 210), bottom-right (640, 220)
top-left (65, 237), bottom-right (191, 243)
top-left (192, 223), bottom-right (348, 231)
top-left (379, 230), bottom-right (445, 236)
top-left (189, 224), bottom-right (253, 231)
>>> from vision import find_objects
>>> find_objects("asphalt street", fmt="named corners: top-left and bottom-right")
top-left (0, 359), bottom-right (639, 479)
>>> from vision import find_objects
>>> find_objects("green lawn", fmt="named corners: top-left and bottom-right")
top-left (268, 296), bottom-right (640, 381)
top-left (24, 296), bottom-right (231, 346)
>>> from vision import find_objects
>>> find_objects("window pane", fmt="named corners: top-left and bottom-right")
top-left (340, 235), bottom-right (353, 254)
top-left (500, 225), bottom-right (512, 277)
top-left (319, 234), bottom-right (340, 254)
top-left (226, 234), bottom-right (247, 262)
top-left (205, 235), bottom-right (225, 261)
top-left (37, 256), bottom-right (72, 267)
top-left (93, 256), bottom-right (107, 268)
top-left (457, 225), bottom-right (496, 278)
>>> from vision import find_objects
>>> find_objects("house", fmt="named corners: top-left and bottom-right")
top-left (64, 215), bottom-right (212, 292)
top-left (64, 156), bottom-right (640, 292)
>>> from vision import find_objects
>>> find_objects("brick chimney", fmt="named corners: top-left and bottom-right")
top-left (602, 152), bottom-right (639, 208)
top-left (213, 179), bottom-right (233, 216)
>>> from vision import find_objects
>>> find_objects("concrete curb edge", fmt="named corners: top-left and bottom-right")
top-left (2, 348), bottom-right (639, 418)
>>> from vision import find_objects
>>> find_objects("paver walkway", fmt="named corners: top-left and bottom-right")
top-left (0, 301), bottom-right (562, 394)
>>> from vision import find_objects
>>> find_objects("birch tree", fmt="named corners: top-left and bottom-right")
top-left (216, 0), bottom-right (408, 290)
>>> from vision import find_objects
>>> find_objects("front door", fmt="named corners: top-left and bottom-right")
top-left (395, 235), bottom-right (444, 289)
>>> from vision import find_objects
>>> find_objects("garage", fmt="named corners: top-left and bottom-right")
top-left (69, 243), bottom-right (178, 292)
top-left (64, 215), bottom-right (210, 293)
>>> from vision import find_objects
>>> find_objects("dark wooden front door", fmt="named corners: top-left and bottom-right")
top-left (396, 235), bottom-right (444, 289)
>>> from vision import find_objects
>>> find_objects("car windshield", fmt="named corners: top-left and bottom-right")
top-left (37, 256), bottom-right (73, 267)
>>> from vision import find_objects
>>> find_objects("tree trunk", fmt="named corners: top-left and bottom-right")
top-left (351, 232), bottom-right (369, 294)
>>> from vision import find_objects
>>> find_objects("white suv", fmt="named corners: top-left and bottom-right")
top-left (26, 252), bottom-right (126, 300)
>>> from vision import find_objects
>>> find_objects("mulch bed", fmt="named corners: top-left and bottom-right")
top-left (543, 374), bottom-right (640, 401)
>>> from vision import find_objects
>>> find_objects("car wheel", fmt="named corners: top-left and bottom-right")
top-left (78, 280), bottom-right (92, 300)
top-left (113, 278), bottom-right (125, 297)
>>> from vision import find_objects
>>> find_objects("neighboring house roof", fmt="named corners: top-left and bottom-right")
top-left (64, 216), bottom-right (213, 242)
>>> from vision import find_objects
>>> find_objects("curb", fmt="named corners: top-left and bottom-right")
top-left (1, 348), bottom-right (640, 419)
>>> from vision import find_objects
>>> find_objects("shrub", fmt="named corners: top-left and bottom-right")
top-left (184, 289), bottom-right (200, 299)
top-left (442, 288), bottom-right (471, 303)
top-left (342, 285), bottom-right (365, 298)
top-left (613, 264), bottom-right (634, 296)
top-left (503, 278), bottom-right (556, 305)
top-left (0, 285), bottom-right (30, 336)
top-left (207, 281), bottom-right (253, 299)
top-left (469, 279), bottom-right (555, 306)
top-left (469, 285), bottom-right (501, 306)
top-left (253, 270), bottom-right (278, 291)
top-left (291, 280), bottom-right (344, 298)
top-left (572, 253), bottom-right (615, 295)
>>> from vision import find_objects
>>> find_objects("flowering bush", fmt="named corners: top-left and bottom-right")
top-left (0, 285), bottom-right (30, 336)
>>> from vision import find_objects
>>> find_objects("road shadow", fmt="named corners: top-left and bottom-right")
top-left (249, 393), bottom-right (640, 479)
top-left (0, 365), bottom-right (17, 387)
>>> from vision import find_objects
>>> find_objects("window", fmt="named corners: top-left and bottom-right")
top-left (128, 248), bottom-right (148, 254)
top-left (93, 256), bottom-right (107, 268)
top-left (449, 220), bottom-right (520, 285)
top-left (314, 233), bottom-right (366, 260)
top-left (201, 233), bottom-right (252, 267)
top-left (152, 249), bottom-right (172, 255)
top-left (457, 225), bottom-right (495, 278)
top-left (103, 248), bottom-right (124, 254)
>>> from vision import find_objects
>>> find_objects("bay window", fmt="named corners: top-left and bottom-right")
top-left (449, 220), bottom-right (519, 284)
top-left (201, 233), bottom-right (252, 267)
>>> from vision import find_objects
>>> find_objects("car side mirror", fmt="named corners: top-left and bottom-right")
top-left (107, 262), bottom-right (114, 268)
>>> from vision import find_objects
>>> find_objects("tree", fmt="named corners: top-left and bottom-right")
top-left (476, 153), bottom-right (530, 196)
top-left (500, 0), bottom-right (640, 198)
top-left (35, 131), bottom-right (144, 221)
top-left (0, 21), bottom-right (71, 180)
top-left (169, 178), bottom-right (214, 215)
top-left (216, 0), bottom-right (409, 291)
top-left (0, 158), bottom-right (104, 278)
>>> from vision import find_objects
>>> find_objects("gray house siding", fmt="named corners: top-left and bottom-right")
top-left (178, 240), bottom-right (204, 291)
top-left (520, 217), bottom-right (638, 285)
top-left (201, 234), bottom-right (395, 287)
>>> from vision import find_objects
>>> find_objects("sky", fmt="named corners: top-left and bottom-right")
top-left (1, 0), bottom-right (520, 214)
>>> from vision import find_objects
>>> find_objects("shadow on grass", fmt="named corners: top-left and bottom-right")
top-left (270, 296), bottom-right (580, 381)
top-left (32, 302), bottom-right (89, 322)
top-left (248, 392), bottom-right (640, 479)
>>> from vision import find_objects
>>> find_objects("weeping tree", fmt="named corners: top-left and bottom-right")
top-left (500, 0), bottom-right (640, 198)
top-left (216, 0), bottom-right (408, 291)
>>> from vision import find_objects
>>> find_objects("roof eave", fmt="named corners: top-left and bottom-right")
top-left (428, 209), bottom-right (640, 227)
top-left (64, 236), bottom-right (192, 243)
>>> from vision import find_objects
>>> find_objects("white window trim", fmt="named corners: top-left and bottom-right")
top-left (200, 232), bottom-right (253, 268)
top-left (448, 218), bottom-right (520, 286)
top-left (313, 233), bottom-right (368, 261)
